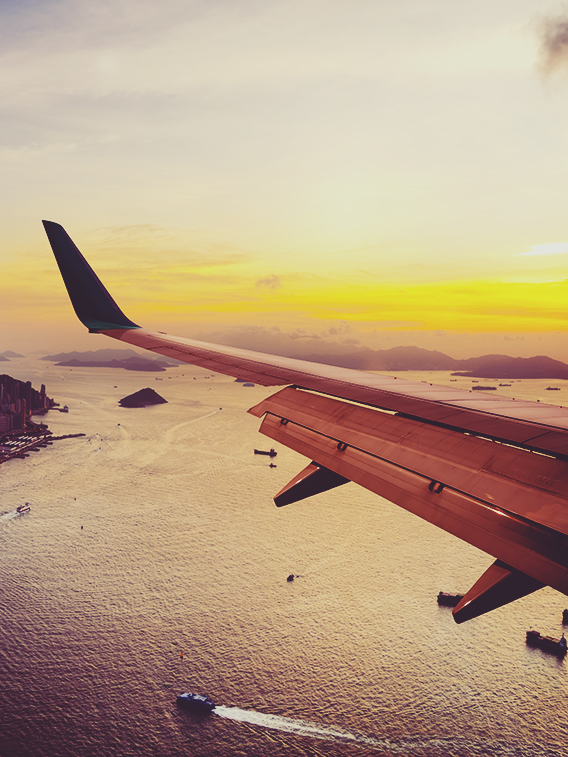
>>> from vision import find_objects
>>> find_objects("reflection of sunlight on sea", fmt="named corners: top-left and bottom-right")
top-left (1, 360), bottom-right (568, 757)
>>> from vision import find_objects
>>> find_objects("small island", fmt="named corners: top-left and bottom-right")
top-left (56, 357), bottom-right (173, 372)
top-left (43, 349), bottom-right (177, 372)
top-left (119, 388), bottom-right (168, 408)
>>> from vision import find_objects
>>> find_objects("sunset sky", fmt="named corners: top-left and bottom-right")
top-left (4, 0), bottom-right (568, 359)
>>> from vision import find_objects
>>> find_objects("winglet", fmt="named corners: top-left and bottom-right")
top-left (42, 221), bottom-right (140, 332)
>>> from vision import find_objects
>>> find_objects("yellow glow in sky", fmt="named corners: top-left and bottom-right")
top-left (3, 1), bottom-right (568, 360)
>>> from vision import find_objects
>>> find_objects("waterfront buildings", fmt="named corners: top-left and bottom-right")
top-left (0, 375), bottom-right (54, 435)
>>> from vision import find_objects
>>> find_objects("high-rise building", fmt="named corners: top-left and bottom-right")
top-left (0, 375), bottom-right (55, 436)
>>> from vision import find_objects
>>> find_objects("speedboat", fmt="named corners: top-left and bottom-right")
top-left (176, 693), bottom-right (215, 713)
top-left (16, 503), bottom-right (31, 513)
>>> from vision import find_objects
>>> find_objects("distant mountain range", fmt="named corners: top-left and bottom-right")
top-left (291, 344), bottom-right (568, 378)
top-left (41, 346), bottom-right (568, 379)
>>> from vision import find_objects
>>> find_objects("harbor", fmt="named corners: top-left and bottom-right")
top-left (0, 428), bottom-right (85, 464)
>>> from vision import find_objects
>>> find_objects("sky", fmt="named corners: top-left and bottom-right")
top-left (4, 0), bottom-right (568, 359)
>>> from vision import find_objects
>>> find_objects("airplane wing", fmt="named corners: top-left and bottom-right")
top-left (43, 220), bottom-right (568, 623)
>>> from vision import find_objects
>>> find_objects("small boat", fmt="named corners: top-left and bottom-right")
top-left (526, 630), bottom-right (567, 657)
top-left (546, 387), bottom-right (561, 391)
top-left (471, 386), bottom-right (497, 391)
top-left (437, 591), bottom-right (464, 607)
top-left (176, 693), bottom-right (215, 713)
top-left (16, 503), bottom-right (31, 513)
top-left (254, 448), bottom-right (277, 457)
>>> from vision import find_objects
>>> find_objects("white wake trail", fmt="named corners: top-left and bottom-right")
top-left (212, 706), bottom-right (383, 749)
top-left (0, 509), bottom-right (25, 523)
top-left (212, 707), bottom-right (465, 754)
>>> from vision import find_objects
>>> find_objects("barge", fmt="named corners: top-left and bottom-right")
top-left (254, 448), bottom-right (277, 457)
top-left (526, 630), bottom-right (567, 657)
top-left (437, 592), bottom-right (464, 607)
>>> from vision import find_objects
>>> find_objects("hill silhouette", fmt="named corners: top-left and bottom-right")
top-left (452, 354), bottom-right (568, 379)
top-left (119, 388), bottom-right (167, 408)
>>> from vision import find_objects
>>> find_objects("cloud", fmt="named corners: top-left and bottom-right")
top-left (328, 322), bottom-right (352, 336)
top-left (289, 329), bottom-right (321, 340)
top-left (538, 15), bottom-right (568, 76)
top-left (255, 274), bottom-right (281, 290)
top-left (518, 242), bottom-right (568, 257)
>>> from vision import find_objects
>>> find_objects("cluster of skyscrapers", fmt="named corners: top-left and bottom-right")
top-left (0, 375), bottom-right (53, 435)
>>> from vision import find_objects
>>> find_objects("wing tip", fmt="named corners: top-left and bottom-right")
top-left (43, 219), bottom-right (141, 332)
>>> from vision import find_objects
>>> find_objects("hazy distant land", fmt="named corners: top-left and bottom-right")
top-left (38, 346), bottom-right (568, 379)
top-left (55, 358), bottom-right (175, 372)
top-left (42, 349), bottom-right (177, 372)
top-left (199, 335), bottom-right (568, 379)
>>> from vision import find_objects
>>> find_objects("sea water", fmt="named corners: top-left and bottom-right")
top-left (1, 358), bottom-right (568, 757)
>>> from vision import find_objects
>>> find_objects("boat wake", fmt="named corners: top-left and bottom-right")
top-left (0, 509), bottom-right (25, 523)
top-left (213, 706), bottom-right (413, 752)
top-left (212, 708), bottom-right (531, 756)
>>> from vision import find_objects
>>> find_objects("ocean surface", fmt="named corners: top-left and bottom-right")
top-left (2, 357), bottom-right (568, 757)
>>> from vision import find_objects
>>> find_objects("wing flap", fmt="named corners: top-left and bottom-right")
top-left (250, 387), bottom-right (568, 534)
top-left (257, 408), bottom-right (568, 596)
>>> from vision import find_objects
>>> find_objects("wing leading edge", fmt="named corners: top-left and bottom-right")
top-left (42, 220), bottom-right (568, 622)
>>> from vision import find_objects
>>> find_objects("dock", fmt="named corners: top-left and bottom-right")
top-left (0, 431), bottom-right (86, 464)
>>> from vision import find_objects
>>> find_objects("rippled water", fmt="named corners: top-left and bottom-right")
top-left (1, 359), bottom-right (568, 757)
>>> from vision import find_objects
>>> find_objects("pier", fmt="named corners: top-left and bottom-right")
top-left (0, 431), bottom-right (86, 465)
